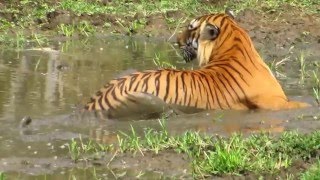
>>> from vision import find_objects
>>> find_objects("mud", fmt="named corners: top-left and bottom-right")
top-left (38, 6), bottom-right (320, 64)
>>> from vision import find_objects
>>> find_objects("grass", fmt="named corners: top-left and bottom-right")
top-left (67, 118), bottom-right (320, 178)
top-left (67, 135), bottom-right (113, 162)
top-left (225, 0), bottom-right (320, 13)
top-left (0, 31), bottom-right (49, 50)
top-left (152, 53), bottom-right (177, 69)
top-left (0, 172), bottom-right (4, 180)
top-left (300, 160), bottom-right (320, 180)
top-left (0, 0), bottom-right (318, 48)
top-left (312, 71), bottom-right (320, 105)
top-left (299, 52), bottom-right (307, 82)
top-left (58, 21), bottom-right (96, 37)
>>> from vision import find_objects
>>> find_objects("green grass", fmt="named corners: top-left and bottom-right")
top-left (68, 119), bottom-right (320, 178)
top-left (1, 0), bottom-right (319, 32)
top-left (67, 135), bottom-right (113, 162)
top-left (57, 21), bottom-right (96, 37)
top-left (301, 160), bottom-right (320, 180)
top-left (312, 71), bottom-right (320, 105)
top-left (0, 31), bottom-right (49, 50)
top-left (59, 0), bottom-right (113, 15)
top-left (0, 0), bottom-right (319, 47)
top-left (152, 53), bottom-right (177, 69)
top-left (0, 172), bottom-right (4, 180)
top-left (225, 0), bottom-right (320, 13)
top-left (299, 52), bottom-right (307, 82)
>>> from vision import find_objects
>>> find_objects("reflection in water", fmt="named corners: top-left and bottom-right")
top-left (0, 36), bottom-right (182, 121)
top-left (0, 36), bottom-right (319, 178)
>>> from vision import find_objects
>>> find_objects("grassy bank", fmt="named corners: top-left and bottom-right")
top-left (67, 119), bottom-right (320, 178)
top-left (0, 0), bottom-right (319, 48)
top-left (301, 160), bottom-right (320, 179)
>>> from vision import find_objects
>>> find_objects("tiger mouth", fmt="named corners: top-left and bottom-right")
top-left (181, 45), bottom-right (197, 62)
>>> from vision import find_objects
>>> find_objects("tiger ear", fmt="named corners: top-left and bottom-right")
top-left (225, 8), bottom-right (235, 19)
top-left (200, 23), bottom-right (220, 41)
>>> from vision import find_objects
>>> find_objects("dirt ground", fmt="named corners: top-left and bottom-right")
top-left (1, 1), bottom-right (320, 51)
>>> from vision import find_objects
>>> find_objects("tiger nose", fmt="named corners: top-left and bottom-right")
top-left (176, 35), bottom-right (186, 47)
top-left (176, 30), bottom-right (191, 47)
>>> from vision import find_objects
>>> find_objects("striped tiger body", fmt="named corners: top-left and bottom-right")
top-left (85, 10), bottom-right (310, 117)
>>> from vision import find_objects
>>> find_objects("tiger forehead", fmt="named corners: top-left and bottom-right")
top-left (188, 13), bottom-right (226, 30)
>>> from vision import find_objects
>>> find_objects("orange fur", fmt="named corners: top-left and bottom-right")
top-left (85, 12), bottom-right (310, 117)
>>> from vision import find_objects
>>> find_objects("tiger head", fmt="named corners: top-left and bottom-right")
top-left (177, 9), bottom-right (241, 66)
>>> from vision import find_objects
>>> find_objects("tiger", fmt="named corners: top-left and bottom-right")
top-left (84, 9), bottom-right (310, 118)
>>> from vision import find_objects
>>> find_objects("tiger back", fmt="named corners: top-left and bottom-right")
top-left (84, 10), bottom-right (310, 118)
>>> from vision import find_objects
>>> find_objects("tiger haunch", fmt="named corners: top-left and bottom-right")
top-left (85, 10), bottom-right (310, 117)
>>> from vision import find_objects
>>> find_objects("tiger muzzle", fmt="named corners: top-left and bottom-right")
top-left (181, 45), bottom-right (197, 62)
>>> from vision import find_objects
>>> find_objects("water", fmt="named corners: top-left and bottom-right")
top-left (0, 36), bottom-right (319, 178)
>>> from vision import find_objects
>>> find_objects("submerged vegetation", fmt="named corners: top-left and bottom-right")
top-left (67, 119), bottom-right (320, 178)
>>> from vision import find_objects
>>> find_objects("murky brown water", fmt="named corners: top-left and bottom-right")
top-left (0, 36), bottom-right (319, 179)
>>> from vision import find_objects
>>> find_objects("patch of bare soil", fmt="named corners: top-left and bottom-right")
top-left (106, 150), bottom-right (191, 178)
top-left (36, 6), bottom-right (320, 60)
top-left (236, 9), bottom-right (320, 60)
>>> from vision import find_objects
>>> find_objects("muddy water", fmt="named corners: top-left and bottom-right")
top-left (0, 36), bottom-right (319, 179)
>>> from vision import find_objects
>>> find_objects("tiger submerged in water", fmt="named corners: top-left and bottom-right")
top-left (84, 10), bottom-right (310, 118)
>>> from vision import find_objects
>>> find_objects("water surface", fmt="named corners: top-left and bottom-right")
top-left (0, 36), bottom-right (319, 178)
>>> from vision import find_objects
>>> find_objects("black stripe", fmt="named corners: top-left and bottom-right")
top-left (95, 91), bottom-right (102, 96)
top-left (91, 103), bottom-right (95, 110)
top-left (217, 64), bottom-right (249, 86)
top-left (181, 72), bottom-right (188, 106)
top-left (187, 73), bottom-right (194, 106)
top-left (103, 87), bottom-right (114, 110)
top-left (163, 71), bottom-right (171, 102)
top-left (220, 73), bottom-right (241, 102)
top-left (141, 73), bottom-right (151, 92)
top-left (212, 75), bottom-right (231, 109)
top-left (98, 95), bottom-right (105, 110)
top-left (133, 77), bottom-right (141, 92)
top-left (128, 74), bottom-right (138, 91)
top-left (118, 78), bottom-right (126, 96)
top-left (194, 73), bottom-right (203, 108)
top-left (207, 74), bottom-right (222, 109)
top-left (230, 56), bottom-right (252, 76)
top-left (217, 66), bottom-right (247, 98)
top-left (154, 72), bottom-right (161, 96)
top-left (219, 16), bottom-right (229, 27)
top-left (197, 72), bottom-right (211, 109)
top-left (216, 73), bottom-right (236, 103)
top-left (174, 73), bottom-right (179, 104)
top-left (199, 72), bottom-right (215, 109)
top-left (234, 37), bottom-right (259, 69)
top-left (212, 14), bottom-right (224, 22)
top-left (191, 73), bottom-right (198, 106)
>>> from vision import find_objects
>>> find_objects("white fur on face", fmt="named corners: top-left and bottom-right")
top-left (197, 22), bottom-right (215, 66)
top-left (188, 19), bottom-right (200, 30)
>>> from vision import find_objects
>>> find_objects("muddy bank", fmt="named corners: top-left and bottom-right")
top-left (1, 1), bottom-right (320, 46)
